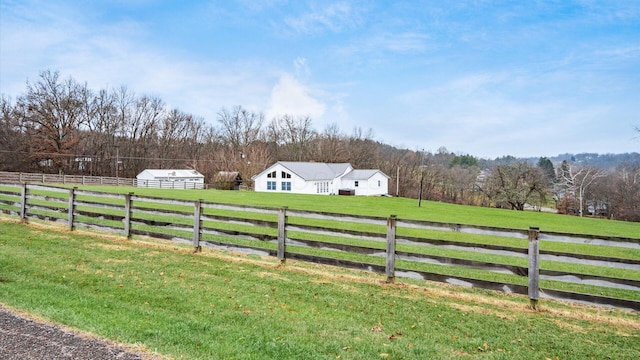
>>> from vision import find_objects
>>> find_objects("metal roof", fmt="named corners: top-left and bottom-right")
top-left (341, 169), bottom-right (388, 180)
top-left (278, 162), bottom-right (352, 180)
top-left (137, 169), bottom-right (204, 179)
top-left (252, 162), bottom-right (390, 182)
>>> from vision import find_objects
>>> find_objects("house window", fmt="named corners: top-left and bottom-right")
top-left (378, 180), bottom-right (381, 187)
top-left (267, 181), bottom-right (276, 190)
top-left (354, 181), bottom-right (359, 187)
top-left (267, 171), bottom-right (276, 178)
top-left (282, 181), bottom-right (291, 191)
top-left (282, 171), bottom-right (291, 179)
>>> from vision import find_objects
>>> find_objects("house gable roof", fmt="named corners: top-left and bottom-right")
top-left (341, 169), bottom-right (389, 180)
top-left (255, 162), bottom-right (352, 181)
top-left (326, 163), bottom-right (352, 176)
top-left (253, 162), bottom-right (390, 182)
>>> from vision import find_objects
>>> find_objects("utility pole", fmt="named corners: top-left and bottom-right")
top-left (396, 166), bottom-right (400, 197)
top-left (115, 145), bottom-right (119, 185)
top-left (418, 149), bottom-right (425, 207)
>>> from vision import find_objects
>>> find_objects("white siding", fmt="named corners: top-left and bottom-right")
top-left (253, 162), bottom-right (388, 196)
top-left (254, 163), bottom-right (324, 195)
top-left (135, 169), bottom-right (204, 189)
top-left (354, 172), bottom-right (389, 196)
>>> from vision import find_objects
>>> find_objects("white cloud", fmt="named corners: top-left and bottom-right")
top-left (293, 57), bottom-right (310, 77)
top-left (369, 32), bottom-right (430, 53)
top-left (336, 31), bottom-right (430, 58)
top-left (283, 2), bottom-right (362, 35)
top-left (382, 68), bottom-right (636, 158)
top-left (0, 1), bottom-right (278, 123)
top-left (266, 73), bottom-right (326, 121)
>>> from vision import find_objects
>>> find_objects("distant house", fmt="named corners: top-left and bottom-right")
top-left (252, 161), bottom-right (389, 196)
top-left (214, 171), bottom-right (243, 190)
top-left (136, 169), bottom-right (205, 189)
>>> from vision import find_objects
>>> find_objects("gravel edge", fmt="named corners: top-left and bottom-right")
top-left (0, 305), bottom-right (166, 360)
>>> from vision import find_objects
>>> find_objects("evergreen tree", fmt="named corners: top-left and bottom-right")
top-left (537, 157), bottom-right (556, 186)
top-left (450, 154), bottom-right (479, 168)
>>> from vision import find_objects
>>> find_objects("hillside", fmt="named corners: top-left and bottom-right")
top-left (520, 152), bottom-right (640, 170)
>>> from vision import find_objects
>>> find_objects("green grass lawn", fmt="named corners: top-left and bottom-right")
top-left (71, 186), bottom-right (640, 237)
top-left (3, 184), bottom-right (640, 238)
top-left (1, 218), bottom-right (639, 359)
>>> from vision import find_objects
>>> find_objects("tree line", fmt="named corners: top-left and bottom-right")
top-left (1, 70), bottom-right (638, 221)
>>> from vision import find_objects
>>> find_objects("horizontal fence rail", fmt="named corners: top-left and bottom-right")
top-left (0, 171), bottom-right (135, 187)
top-left (1, 171), bottom-right (205, 189)
top-left (1, 182), bottom-right (639, 311)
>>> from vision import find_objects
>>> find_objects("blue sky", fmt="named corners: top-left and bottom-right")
top-left (1, 0), bottom-right (639, 158)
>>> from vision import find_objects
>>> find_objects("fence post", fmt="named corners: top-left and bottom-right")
top-left (68, 187), bottom-right (77, 231)
top-left (528, 227), bottom-right (540, 309)
top-left (193, 199), bottom-right (202, 252)
top-left (385, 215), bottom-right (397, 283)
top-left (20, 183), bottom-right (28, 222)
top-left (124, 192), bottom-right (133, 238)
top-left (277, 207), bottom-right (288, 263)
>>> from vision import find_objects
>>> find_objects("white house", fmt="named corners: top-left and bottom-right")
top-left (252, 162), bottom-right (390, 196)
top-left (136, 169), bottom-right (205, 189)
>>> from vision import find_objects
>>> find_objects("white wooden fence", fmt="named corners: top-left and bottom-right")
top-left (0, 171), bottom-right (203, 189)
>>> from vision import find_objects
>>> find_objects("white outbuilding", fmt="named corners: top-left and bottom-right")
top-left (136, 169), bottom-right (205, 189)
top-left (252, 161), bottom-right (389, 196)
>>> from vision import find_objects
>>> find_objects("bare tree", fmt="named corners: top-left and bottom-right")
top-left (313, 123), bottom-right (348, 163)
top-left (217, 105), bottom-right (264, 155)
top-left (378, 148), bottom-right (414, 198)
top-left (196, 128), bottom-right (225, 183)
top-left (422, 161), bottom-right (444, 201)
top-left (267, 114), bottom-right (317, 161)
top-left (157, 109), bottom-right (198, 168)
top-left (0, 96), bottom-right (29, 171)
top-left (447, 165), bottom-right (481, 204)
top-left (588, 172), bottom-right (615, 218)
top-left (347, 127), bottom-right (379, 168)
top-left (74, 88), bottom-right (117, 175)
top-left (557, 162), bottom-right (607, 216)
top-left (611, 165), bottom-right (640, 221)
top-left (479, 162), bottom-right (548, 210)
top-left (122, 95), bottom-right (163, 174)
top-left (15, 70), bottom-right (90, 174)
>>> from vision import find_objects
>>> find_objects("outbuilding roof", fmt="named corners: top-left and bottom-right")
top-left (136, 169), bottom-right (204, 179)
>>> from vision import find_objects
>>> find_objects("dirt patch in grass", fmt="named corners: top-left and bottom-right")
top-left (448, 303), bottom-right (516, 321)
top-left (256, 271), bottom-right (290, 281)
top-left (92, 243), bottom-right (129, 251)
top-left (548, 318), bottom-right (587, 333)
